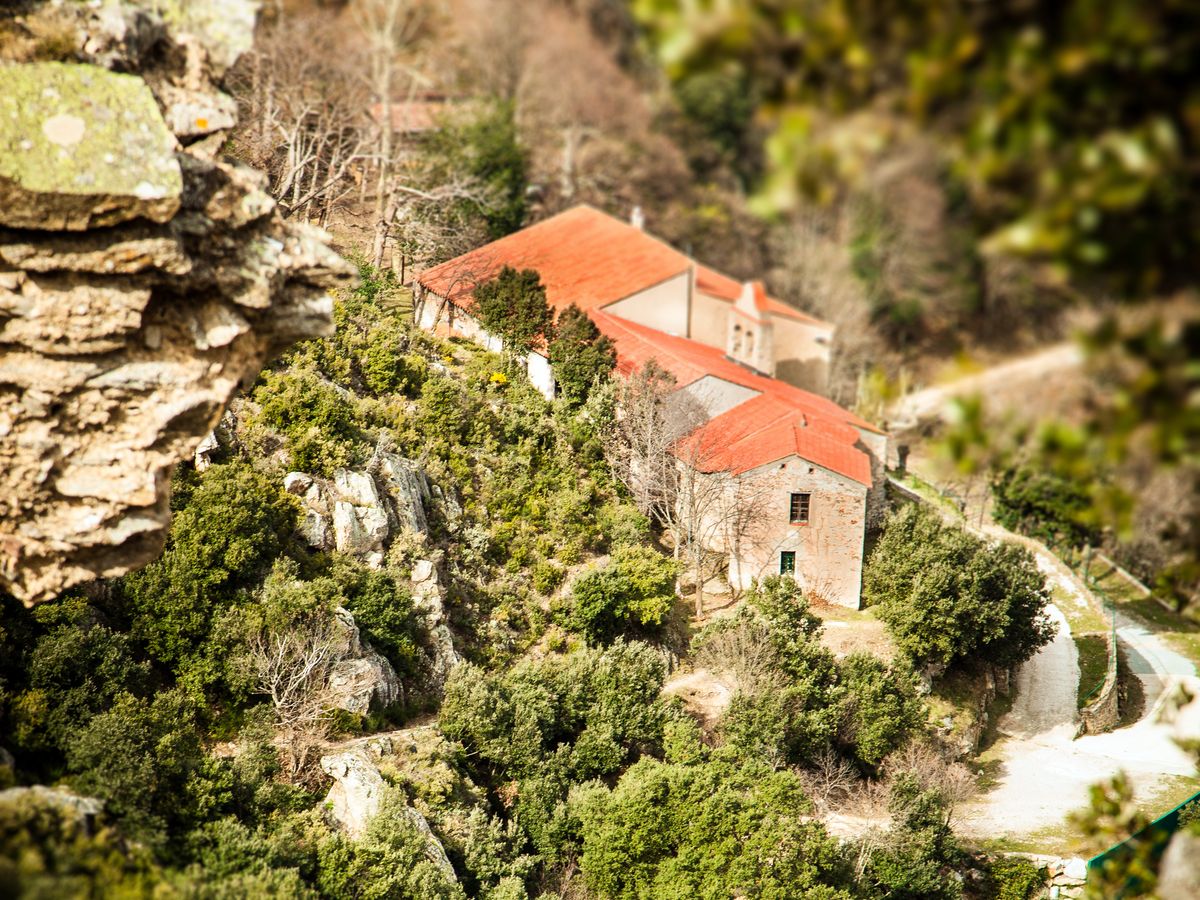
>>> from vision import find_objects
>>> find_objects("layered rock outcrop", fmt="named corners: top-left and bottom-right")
top-left (0, 1), bottom-right (353, 603)
top-left (328, 605), bottom-right (404, 715)
top-left (284, 457), bottom-right (462, 688)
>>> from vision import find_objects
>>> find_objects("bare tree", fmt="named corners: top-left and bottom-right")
top-left (357, 0), bottom-right (425, 266)
top-left (692, 611), bottom-right (786, 696)
top-left (799, 747), bottom-right (862, 813)
top-left (227, 12), bottom-right (370, 225)
top-left (601, 363), bottom-right (777, 615)
top-left (880, 740), bottom-right (978, 827)
top-left (245, 614), bottom-right (343, 780)
top-left (667, 438), bottom-right (738, 615)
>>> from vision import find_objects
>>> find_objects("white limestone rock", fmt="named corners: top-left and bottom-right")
top-left (318, 747), bottom-right (457, 884)
top-left (320, 748), bottom-right (386, 839)
top-left (334, 468), bottom-right (382, 508)
top-left (326, 607), bottom-right (402, 713)
top-left (283, 472), bottom-right (313, 495)
top-left (327, 655), bottom-right (402, 715)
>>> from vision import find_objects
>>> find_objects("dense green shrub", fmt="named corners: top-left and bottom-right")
top-left (254, 369), bottom-right (366, 476)
top-left (861, 774), bottom-right (965, 899)
top-left (547, 304), bottom-right (616, 407)
top-left (987, 856), bottom-right (1044, 900)
top-left (439, 640), bottom-right (669, 783)
top-left (66, 688), bottom-right (204, 843)
top-left (992, 464), bottom-right (1101, 550)
top-left (864, 505), bottom-right (1056, 672)
top-left (833, 653), bottom-right (924, 770)
top-left (117, 462), bottom-right (299, 693)
top-left (573, 754), bottom-right (853, 899)
top-left (567, 547), bottom-right (678, 644)
top-left (474, 267), bottom-right (553, 363)
top-left (0, 795), bottom-right (169, 898)
top-left (329, 560), bottom-right (425, 681)
top-left (9, 598), bottom-right (151, 755)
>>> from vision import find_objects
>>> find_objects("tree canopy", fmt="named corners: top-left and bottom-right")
top-left (547, 304), bottom-right (617, 406)
top-left (474, 266), bottom-right (554, 364)
top-left (864, 505), bottom-right (1057, 672)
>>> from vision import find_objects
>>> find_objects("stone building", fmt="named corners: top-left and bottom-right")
top-left (413, 205), bottom-right (886, 607)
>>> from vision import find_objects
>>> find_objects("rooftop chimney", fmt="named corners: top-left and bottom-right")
top-left (630, 205), bottom-right (644, 230)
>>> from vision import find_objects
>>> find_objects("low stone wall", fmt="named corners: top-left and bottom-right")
top-left (1078, 627), bottom-right (1119, 736)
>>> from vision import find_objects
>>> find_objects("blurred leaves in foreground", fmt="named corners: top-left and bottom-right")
top-left (632, 0), bottom-right (1200, 292)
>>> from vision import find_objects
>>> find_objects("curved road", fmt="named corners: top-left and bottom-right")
top-left (958, 559), bottom-right (1199, 842)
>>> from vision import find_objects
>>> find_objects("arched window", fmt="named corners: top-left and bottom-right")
top-left (745, 329), bottom-right (755, 357)
top-left (731, 324), bottom-right (743, 355)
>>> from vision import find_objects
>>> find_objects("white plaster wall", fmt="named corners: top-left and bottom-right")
top-left (417, 291), bottom-right (554, 399)
top-left (602, 271), bottom-right (691, 335)
top-left (675, 376), bottom-right (760, 422)
top-left (718, 457), bottom-right (868, 608)
top-left (689, 290), bottom-right (731, 350)
top-left (772, 318), bottom-right (833, 395)
top-left (527, 351), bottom-right (555, 400)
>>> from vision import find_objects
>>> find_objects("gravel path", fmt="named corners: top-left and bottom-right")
top-left (958, 602), bottom-right (1200, 842)
top-left (1001, 604), bottom-right (1079, 739)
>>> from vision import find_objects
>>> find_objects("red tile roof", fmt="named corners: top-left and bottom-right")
top-left (591, 312), bottom-right (877, 485)
top-left (369, 99), bottom-right (448, 133)
top-left (415, 205), bottom-right (875, 484)
top-left (679, 395), bottom-right (872, 484)
top-left (416, 205), bottom-right (690, 312)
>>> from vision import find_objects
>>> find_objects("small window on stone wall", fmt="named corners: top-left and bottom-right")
top-left (780, 551), bottom-right (796, 574)
top-left (789, 492), bottom-right (810, 524)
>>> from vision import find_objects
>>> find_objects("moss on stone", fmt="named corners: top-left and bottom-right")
top-left (0, 61), bottom-right (181, 230)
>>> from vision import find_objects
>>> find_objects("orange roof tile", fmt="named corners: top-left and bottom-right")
top-left (678, 395), bottom-right (872, 484)
top-left (416, 205), bottom-right (690, 313)
top-left (591, 312), bottom-right (877, 485)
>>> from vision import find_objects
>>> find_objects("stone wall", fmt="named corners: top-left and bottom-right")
top-left (0, 1), bottom-right (353, 602)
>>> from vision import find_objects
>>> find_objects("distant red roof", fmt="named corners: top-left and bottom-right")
top-left (591, 312), bottom-right (876, 485)
top-left (370, 98), bottom-right (448, 133)
top-left (417, 206), bottom-right (690, 312)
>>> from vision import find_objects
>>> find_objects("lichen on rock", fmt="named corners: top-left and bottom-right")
top-left (0, 1), bottom-right (353, 604)
top-left (0, 62), bottom-right (182, 230)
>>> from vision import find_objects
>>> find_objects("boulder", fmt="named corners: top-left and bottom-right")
top-left (0, 785), bottom-right (104, 820)
top-left (0, 63), bottom-right (181, 231)
top-left (328, 655), bottom-right (402, 715)
top-left (299, 508), bottom-right (333, 551)
top-left (319, 738), bottom-right (457, 882)
top-left (320, 748), bottom-right (386, 839)
top-left (334, 468), bottom-right (383, 508)
top-left (407, 556), bottom-right (461, 687)
top-left (1159, 831), bottom-right (1200, 900)
top-left (377, 453), bottom-right (429, 534)
top-left (333, 501), bottom-right (372, 554)
top-left (327, 607), bottom-right (402, 713)
top-left (0, 2), bottom-right (353, 604)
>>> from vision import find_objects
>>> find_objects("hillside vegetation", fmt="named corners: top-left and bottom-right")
top-left (0, 269), bottom-right (1056, 899)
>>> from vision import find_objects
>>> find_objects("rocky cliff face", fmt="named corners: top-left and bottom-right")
top-left (0, 1), bottom-right (353, 603)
